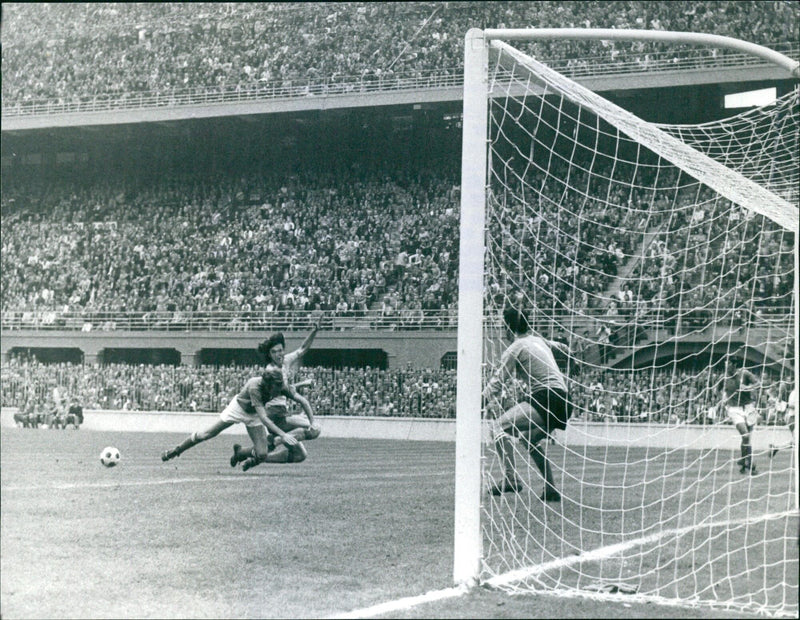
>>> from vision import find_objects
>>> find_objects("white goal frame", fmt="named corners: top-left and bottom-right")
top-left (453, 27), bottom-right (800, 588)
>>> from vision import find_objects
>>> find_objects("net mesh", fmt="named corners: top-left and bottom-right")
top-left (480, 40), bottom-right (798, 617)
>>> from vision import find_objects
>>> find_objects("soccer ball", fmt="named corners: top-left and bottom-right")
top-left (100, 446), bottom-right (121, 467)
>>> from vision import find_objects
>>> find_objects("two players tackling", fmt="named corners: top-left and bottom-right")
top-left (484, 306), bottom-right (571, 502)
top-left (230, 332), bottom-right (321, 470)
top-left (161, 331), bottom-right (321, 470)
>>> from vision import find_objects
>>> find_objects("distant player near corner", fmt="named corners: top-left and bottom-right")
top-left (719, 359), bottom-right (764, 475)
top-left (770, 384), bottom-right (796, 459)
top-left (484, 306), bottom-right (571, 502)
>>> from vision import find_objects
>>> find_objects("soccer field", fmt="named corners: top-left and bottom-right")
top-left (1, 428), bottom-right (795, 619)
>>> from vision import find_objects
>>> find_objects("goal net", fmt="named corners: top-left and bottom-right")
top-left (456, 30), bottom-right (798, 618)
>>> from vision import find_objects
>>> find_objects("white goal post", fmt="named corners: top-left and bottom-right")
top-left (454, 27), bottom-right (799, 617)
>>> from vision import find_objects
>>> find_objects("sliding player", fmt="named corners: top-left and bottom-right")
top-left (229, 332), bottom-right (321, 470)
top-left (161, 354), bottom-right (313, 467)
top-left (485, 306), bottom-right (571, 502)
top-left (720, 360), bottom-right (763, 475)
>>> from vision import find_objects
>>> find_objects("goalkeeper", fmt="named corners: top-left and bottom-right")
top-left (484, 306), bottom-right (571, 502)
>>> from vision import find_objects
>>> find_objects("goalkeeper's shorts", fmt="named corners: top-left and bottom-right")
top-left (527, 388), bottom-right (570, 433)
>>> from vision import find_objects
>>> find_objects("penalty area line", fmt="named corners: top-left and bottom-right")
top-left (332, 510), bottom-right (797, 619)
top-left (329, 585), bottom-right (470, 619)
top-left (3, 470), bottom-right (450, 493)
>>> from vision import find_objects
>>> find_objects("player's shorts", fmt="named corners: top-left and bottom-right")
top-left (527, 388), bottom-right (571, 433)
top-left (219, 398), bottom-right (262, 428)
top-left (501, 388), bottom-right (570, 436)
top-left (728, 403), bottom-right (758, 427)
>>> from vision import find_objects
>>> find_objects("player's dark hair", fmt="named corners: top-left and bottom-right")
top-left (259, 366), bottom-right (284, 402)
top-left (258, 333), bottom-right (285, 360)
top-left (503, 306), bottom-right (530, 335)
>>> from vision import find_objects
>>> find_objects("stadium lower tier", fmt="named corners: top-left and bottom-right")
top-left (1, 359), bottom-right (794, 428)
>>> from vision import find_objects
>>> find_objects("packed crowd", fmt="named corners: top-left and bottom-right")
top-left (2, 356), bottom-right (793, 426)
top-left (489, 156), bottom-right (794, 336)
top-left (3, 2), bottom-right (796, 105)
top-left (1, 166), bottom-right (460, 318)
top-left (1, 357), bottom-right (458, 418)
top-left (3, 158), bottom-right (792, 328)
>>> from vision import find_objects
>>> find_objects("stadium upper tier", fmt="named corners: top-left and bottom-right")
top-left (2, 2), bottom-right (798, 115)
top-left (1, 164), bottom-right (794, 333)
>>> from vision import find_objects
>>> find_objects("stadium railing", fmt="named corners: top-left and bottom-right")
top-left (0, 306), bottom-right (792, 335)
top-left (3, 42), bottom-right (796, 118)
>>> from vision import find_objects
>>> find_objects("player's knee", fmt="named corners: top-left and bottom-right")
top-left (304, 426), bottom-right (321, 440)
top-left (288, 442), bottom-right (307, 463)
top-left (254, 447), bottom-right (269, 462)
top-left (741, 432), bottom-right (751, 444)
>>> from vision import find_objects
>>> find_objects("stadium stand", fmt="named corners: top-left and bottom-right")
top-left (3, 354), bottom-right (794, 425)
top-left (2, 2), bottom-right (797, 113)
top-left (1, 1), bottom-right (795, 425)
top-left (2, 158), bottom-right (792, 330)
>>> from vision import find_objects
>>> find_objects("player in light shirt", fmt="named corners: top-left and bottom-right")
top-left (484, 306), bottom-right (571, 501)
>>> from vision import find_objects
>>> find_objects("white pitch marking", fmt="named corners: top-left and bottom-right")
top-left (1, 476), bottom-right (251, 491)
top-left (486, 509), bottom-right (796, 588)
top-left (333, 510), bottom-right (797, 619)
top-left (329, 585), bottom-right (470, 619)
top-left (2, 469), bottom-right (451, 492)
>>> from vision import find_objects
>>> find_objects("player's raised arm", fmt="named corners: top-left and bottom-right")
top-left (295, 321), bottom-right (320, 358)
top-left (740, 368), bottom-right (761, 391)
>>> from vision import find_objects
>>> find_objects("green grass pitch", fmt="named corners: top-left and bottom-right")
top-left (1, 428), bottom-right (795, 619)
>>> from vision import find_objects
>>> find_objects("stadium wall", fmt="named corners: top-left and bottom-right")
top-left (1, 330), bottom-right (457, 369)
top-left (2, 407), bottom-right (792, 451)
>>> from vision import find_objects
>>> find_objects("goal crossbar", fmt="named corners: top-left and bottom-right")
top-left (483, 28), bottom-right (800, 78)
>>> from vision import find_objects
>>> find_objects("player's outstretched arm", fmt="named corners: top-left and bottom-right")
top-left (292, 378), bottom-right (314, 390)
top-left (296, 321), bottom-right (320, 358)
top-left (547, 339), bottom-right (571, 358)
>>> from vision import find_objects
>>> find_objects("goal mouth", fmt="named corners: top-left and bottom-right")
top-left (456, 28), bottom-right (798, 619)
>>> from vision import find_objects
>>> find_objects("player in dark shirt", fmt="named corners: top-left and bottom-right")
top-left (720, 360), bottom-right (763, 474)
